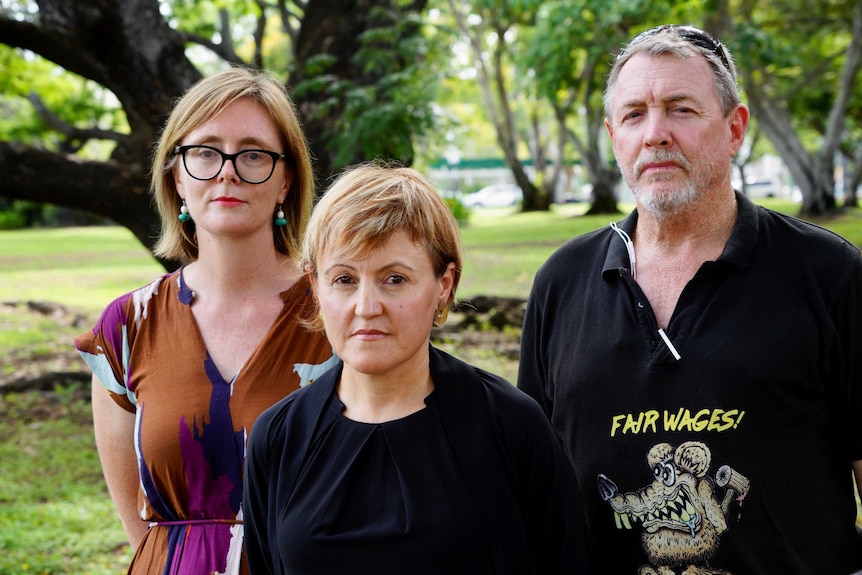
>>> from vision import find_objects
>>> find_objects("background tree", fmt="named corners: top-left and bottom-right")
top-left (2, 0), bottom-right (860, 237)
top-left (442, 0), bottom-right (754, 215)
top-left (517, 0), bottom-right (679, 215)
top-left (0, 0), bottom-right (198, 270)
top-left (0, 0), bottom-right (437, 269)
top-left (730, 0), bottom-right (862, 216)
top-left (445, 0), bottom-right (556, 211)
top-left (291, 0), bottom-right (435, 185)
top-left (440, 0), bottom-right (859, 217)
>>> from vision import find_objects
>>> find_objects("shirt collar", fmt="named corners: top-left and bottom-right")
top-left (601, 190), bottom-right (759, 280)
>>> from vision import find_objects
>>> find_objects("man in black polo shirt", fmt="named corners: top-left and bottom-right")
top-left (518, 24), bottom-right (862, 574)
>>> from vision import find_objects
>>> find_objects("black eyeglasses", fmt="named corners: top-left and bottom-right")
top-left (174, 144), bottom-right (285, 185)
top-left (621, 25), bottom-right (732, 74)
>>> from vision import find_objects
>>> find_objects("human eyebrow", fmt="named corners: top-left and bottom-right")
top-left (662, 93), bottom-right (701, 108)
top-left (188, 135), bottom-right (279, 151)
top-left (376, 262), bottom-right (420, 278)
top-left (322, 262), bottom-right (357, 276)
top-left (236, 136), bottom-right (280, 150)
top-left (618, 97), bottom-right (646, 111)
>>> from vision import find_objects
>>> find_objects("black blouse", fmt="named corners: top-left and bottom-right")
top-left (278, 396), bottom-right (493, 573)
top-left (244, 347), bottom-right (591, 575)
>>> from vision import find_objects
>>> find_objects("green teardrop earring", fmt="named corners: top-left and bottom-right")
top-left (178, 200), bottom-right (191, 222)
top-left (275, 205), bottom-right (287, 226)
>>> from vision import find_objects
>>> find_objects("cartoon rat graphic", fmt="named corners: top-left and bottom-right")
top-left (598, 441), bottom-right (749, 575)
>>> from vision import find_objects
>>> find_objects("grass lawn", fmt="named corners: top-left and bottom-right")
top-left (0, 389), bottom-right (135, 573)
top-left (1, 198), bottom-right (861, 571)
top-left (4, 198), bottom-right (861, 311)
top-left (0, 226), bottom-right (165, 316)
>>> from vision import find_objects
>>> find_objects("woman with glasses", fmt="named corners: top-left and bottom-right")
top-left (76, 68), bottom-right (336, 575)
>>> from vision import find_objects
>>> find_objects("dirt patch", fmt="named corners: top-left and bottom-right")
top-left (1, 300), bottom-right (92, 392)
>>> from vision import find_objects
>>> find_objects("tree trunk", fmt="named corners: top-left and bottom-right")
top-left (846, 147), bottom-right (862, 208)
top-left (292, 0), bottom-right (427, 192)
top-left (744, 82), bottom-right (833, 216)
top-left (738, 0), bottom-right (862, 218)
top-left (0, 0), bottom-right (200, 269)
top-left (0, 0), bottom-right (429, 271)
top-left (565, 130), bottom-right (620, 216)
top-left (554, 69), bottom-right (620, 216)
top-left (522, 107), bottom-right (557, 212)
top-left (448, 1), bottom-right (547, 212)
top-left (583, 167), bottom-right (622, 216)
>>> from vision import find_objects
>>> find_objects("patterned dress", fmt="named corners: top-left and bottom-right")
top-left (76, 270), bottom-right (337, 575)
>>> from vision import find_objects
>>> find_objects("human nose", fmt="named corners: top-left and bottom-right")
top-left (354, 282), bottom-right (383, 318)
top-left (217, 156), bottom-right (242, 182)
top-left (643, 112), bottom-right (671, 148)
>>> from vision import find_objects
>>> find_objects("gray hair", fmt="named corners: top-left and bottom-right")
top-left (603, 25), bottom-right (741, 123)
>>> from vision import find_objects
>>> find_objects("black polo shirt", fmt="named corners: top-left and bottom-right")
top-left (519, 192), bottom-right (862, 574)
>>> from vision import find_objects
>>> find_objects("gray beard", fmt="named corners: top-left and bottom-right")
top-left (626, 150), bottom-right (700, 217)
top-left (633, 180), bottom-right (699, 216)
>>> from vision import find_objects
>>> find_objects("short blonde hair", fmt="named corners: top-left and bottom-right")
top-left (151, 67), bottom-right (314, 262)
top-left (302, 163), bottom-right (462, 331)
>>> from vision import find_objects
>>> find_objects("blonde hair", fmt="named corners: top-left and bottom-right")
top-left (151, 67), bottom-right (314, 262)
top-left (302, 162), bottom-right (462, 332)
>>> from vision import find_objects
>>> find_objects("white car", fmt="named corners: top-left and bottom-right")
top-left (462, 183), bottom-right (522, 208)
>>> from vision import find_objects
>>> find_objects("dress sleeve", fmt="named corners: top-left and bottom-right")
top-left (75, 293), bottom-right (138, 412)
top-left (486, 378), bottom-right (591, 574)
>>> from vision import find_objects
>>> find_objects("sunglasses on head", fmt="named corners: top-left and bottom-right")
top-left (621, 24), bottom-right (732, 74)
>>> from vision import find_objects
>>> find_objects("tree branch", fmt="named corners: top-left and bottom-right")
top-left (276, 0), bottom-right (302, 47)
top-left (0, 13), bottom-right (105, 86)
top-left (820, 0), bottom-right (862, 163)
top-left (253, 0), bottom-right (267, 69)
top-left (26, 92), bottom-right (127, 146)
top-left (0, 140), bottom-right (176, 268)
top-left (178, 29), bottom-right (245, 67)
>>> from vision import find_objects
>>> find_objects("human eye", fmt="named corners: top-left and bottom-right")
top-left (239, 150), bottom-right (267, 163)
top-left (188, 146), bottom-right (219, 160)
top-left (620, 109), bottom-right (643, 123)
top-left (668, 98), bottom-right (699, 116)
top-left (384, 273), bottom-right (408, 285)
top-left (331, 274), bottom-right (355, 286)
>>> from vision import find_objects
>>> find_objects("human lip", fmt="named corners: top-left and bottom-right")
top-left (352, 329), bottom-right (387, 340)
top-left (640, 162), bottom-right (680, 173)
top-left (212, 196), bottom-right (245, 206)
